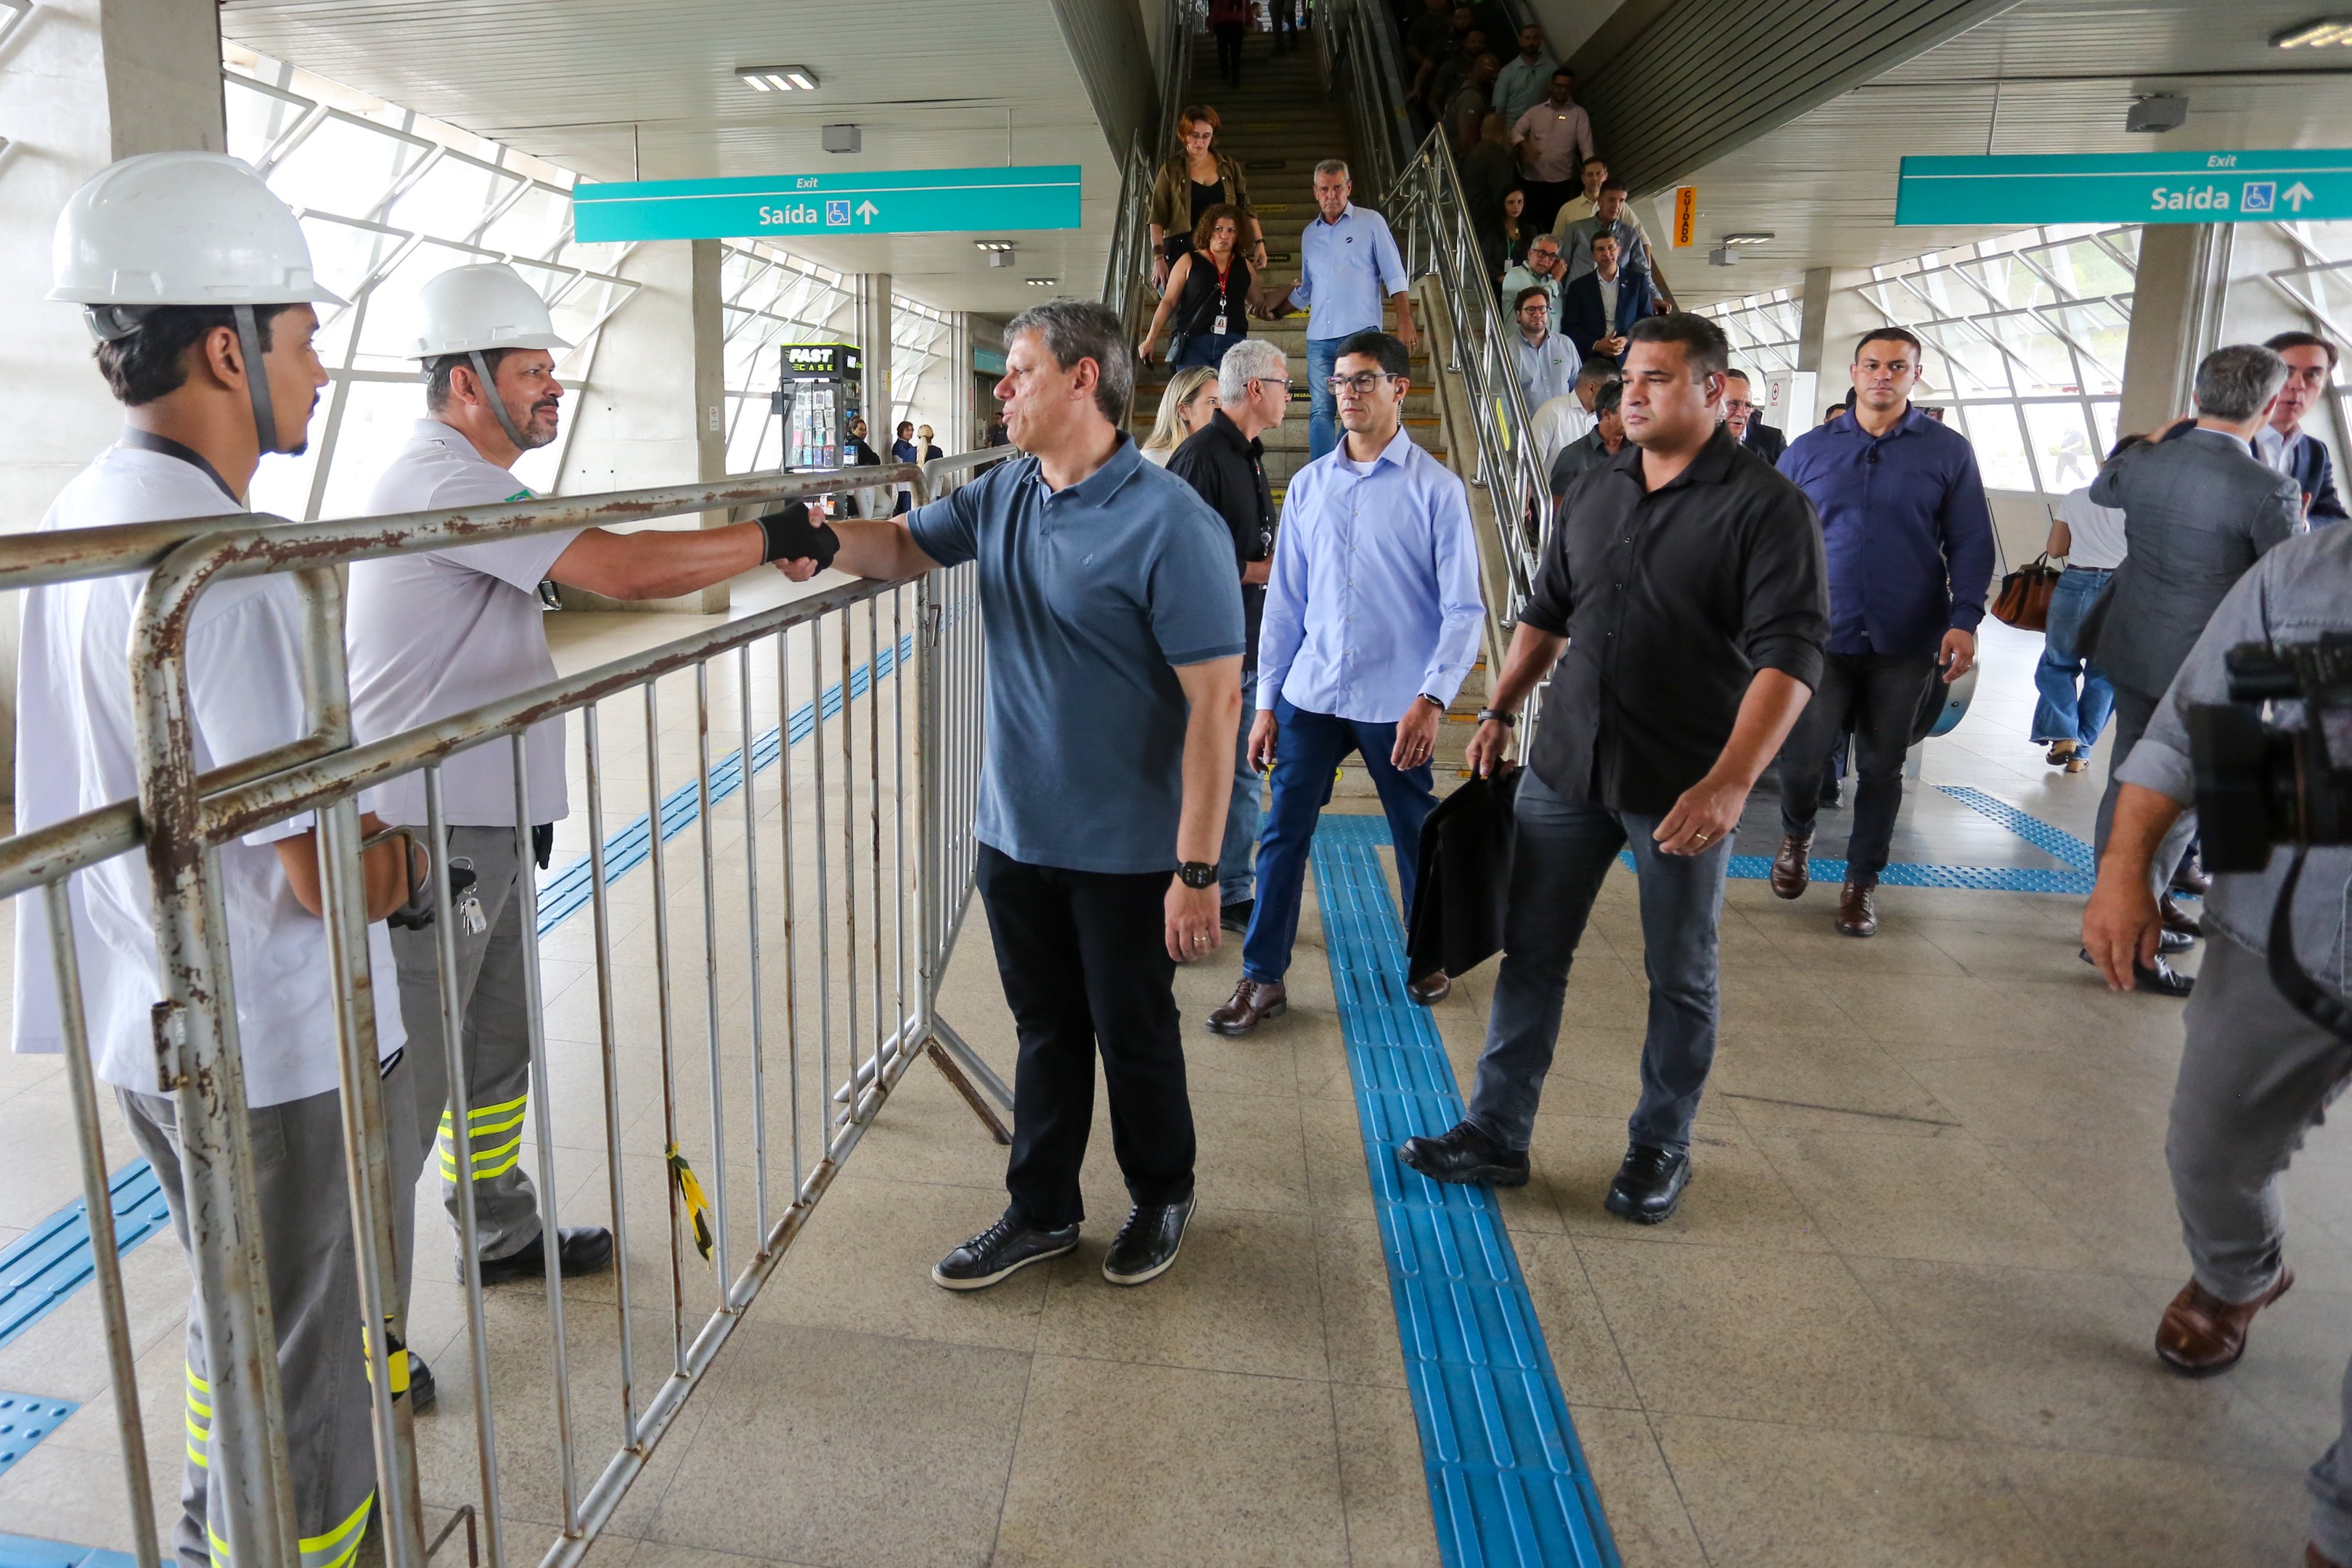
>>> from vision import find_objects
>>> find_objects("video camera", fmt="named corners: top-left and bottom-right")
top-left (2189, 632), bottom-right (2352, 1037)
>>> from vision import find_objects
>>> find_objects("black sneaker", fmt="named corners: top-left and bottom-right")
top-left (476, 1225), bottom-right (613, 1286)
top-left (1397, 1120), bottom-right (1530, 1187)
top-left (1102, 1197), bottom-right (1194, 1286)
top-left (931, 1215), bottom-right (1079, 1291)
top-left (405, 1355), bottom-right (436, 1415)
top-left (1604, 1143), bottom-right (1690, 1225)
top-left (1220, 899), bottom-right (1254, 934)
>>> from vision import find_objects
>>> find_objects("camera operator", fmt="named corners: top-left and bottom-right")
top-left (2081, 522), bottom-right (2352, 1568)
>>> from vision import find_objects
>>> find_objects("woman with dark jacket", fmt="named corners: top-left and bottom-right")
top-left (1148, 105), bottom-right (1265, 290)
top-left (1138, 205), bottom-right (1261, 369)
top-left (1489, 187), bottom-right (1535, 282)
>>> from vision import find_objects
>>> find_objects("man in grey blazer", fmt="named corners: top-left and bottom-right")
top-left (2087, 343), bottom-right (2302, 993)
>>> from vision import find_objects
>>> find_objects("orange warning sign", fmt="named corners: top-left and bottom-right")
top-left (1672, 186), bottom-right (1697, 249)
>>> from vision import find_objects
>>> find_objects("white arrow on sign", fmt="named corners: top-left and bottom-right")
top-left (855, 200), bottom-right (879, 224)
top-left (2285, 181), bottom-right (2317, 212)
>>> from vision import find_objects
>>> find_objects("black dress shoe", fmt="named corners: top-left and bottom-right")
top-left (1604, 1143), bottom-right (1690, 1225)
top-left (405, 1355), bottom-right (436, 1415)
top-left (2157, 927), bottom-right (2196, 953)
top-left (1220, 898), bottom-right (1254, 934)
top-left (1103, 1197), bottom-right (1194, 1286)
top-left (932, 1214), bottom-right (1079, 1291)
top-left (2078, 947), bottom-right (2195, 997)
top-left (477, 1225), bottom-right (614, 1286)
top-left (1397, 1120), bottom-right (1530, 1187)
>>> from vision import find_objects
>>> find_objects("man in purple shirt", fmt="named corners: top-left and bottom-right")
top-left (1770, 327), bottom-right (1995, 936)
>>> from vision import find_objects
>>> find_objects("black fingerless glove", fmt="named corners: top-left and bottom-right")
top-left (755, 501), bottom-right (839, 568)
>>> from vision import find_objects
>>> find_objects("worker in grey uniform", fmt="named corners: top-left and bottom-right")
top-left (349, 262), bottom-right (831, 1291)
top-left (17, 152), bottom-right (420, 1568)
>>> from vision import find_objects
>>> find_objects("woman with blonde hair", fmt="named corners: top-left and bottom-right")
top-left (1139, 366), bottom-right (1218, 466)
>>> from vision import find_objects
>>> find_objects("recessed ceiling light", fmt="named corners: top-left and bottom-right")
top-left (2274, 15), bottom-right (2352, 46)
top-left (1720, 232), bottom-right (1774, 245)
top-left (1025, 278), bottom-right (1057, 287)
top-left (974, 241), bottom-right (1013, 253)
top-left (737, 65), bottom-right (819, 92)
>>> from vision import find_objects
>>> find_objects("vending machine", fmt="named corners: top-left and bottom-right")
top-left (773, 343), bottom-right (864, 470)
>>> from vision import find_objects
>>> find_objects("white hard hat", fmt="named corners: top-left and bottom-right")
top-left (49, 150), bottom-right (346, 309)
top-left (409, 264), bottom-right (572, 360)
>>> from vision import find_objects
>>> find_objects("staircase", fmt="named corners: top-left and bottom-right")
top-left (1135, 25), bottom-right (1485, 799)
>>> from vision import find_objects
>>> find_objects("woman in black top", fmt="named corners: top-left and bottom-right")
top-left (1146, 106), bottom-right (1264, 289)
top-left (1138, 205), bottom-right (1259, 369)
top-left (1490, 187), bottom-right (1535, 281)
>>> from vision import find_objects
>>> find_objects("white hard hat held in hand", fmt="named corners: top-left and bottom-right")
top-left (409, 264), bottom-right (573, 360)
top-left (49, 150), bottom-right (347, 319)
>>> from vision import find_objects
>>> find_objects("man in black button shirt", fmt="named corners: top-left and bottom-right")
top-left (1399, 313), bottom-right (1826, 1224)
top-left (1167, 339), bottom-right (1290, 930)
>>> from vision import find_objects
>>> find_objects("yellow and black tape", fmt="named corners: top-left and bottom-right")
top-left (666, 1142), bottom-right (714, 1265)
top-left (360, 1317), bottom-right (412, 1400)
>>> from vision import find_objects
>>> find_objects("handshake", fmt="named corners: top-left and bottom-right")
top-left (756, 501), bottom-right (841, 569)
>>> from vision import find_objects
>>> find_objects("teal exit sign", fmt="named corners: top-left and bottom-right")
top-left (573, 166), bottom-right (1082, 242)
top-left (1895, 150), bottom-right (2352, 226)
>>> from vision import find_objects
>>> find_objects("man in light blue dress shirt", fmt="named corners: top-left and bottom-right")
top-left (1207, 330), bottom-right (1486, 1034)
top-left (1269, 161), bottom-right (1421, 461)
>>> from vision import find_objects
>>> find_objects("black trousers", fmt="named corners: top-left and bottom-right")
top-left (1214, 23), bottom-right (1245, 82)
top-left (1776, 651), bottom-right (1938, 881)
top-left (976, 845), bottom-right (1195, 1230)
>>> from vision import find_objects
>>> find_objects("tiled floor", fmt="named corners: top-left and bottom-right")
top-left (1, 595), bottom-right (2343, 1567)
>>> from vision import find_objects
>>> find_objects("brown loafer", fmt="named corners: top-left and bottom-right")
top-left (1769, 833), bottom-right (1812, 899)
top-left (1835, 875), bottom-right (1878, 937)
top-left (1206, 976), bottom-right (1286, 1036)
top-left (2156, 1269), bottom-right (2292, 1376)
top-left (1406, 970), bottom-right (1451, 1006)
top-left (2160, 894), bottom-right (2203, 939)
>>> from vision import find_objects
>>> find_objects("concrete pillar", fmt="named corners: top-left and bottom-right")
top-left (854, 273), bottom-right (893, 440)
top-left (0, 0), bottom-right (228, 781)
top-left (2118, 224), bottom-right (2232, 436)
top-left (554, 237), bottom-right (732, 612)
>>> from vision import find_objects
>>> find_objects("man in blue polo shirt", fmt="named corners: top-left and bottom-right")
top-left (1267, 160), bottom-right (1421, 460)
top-left (817, 299), bottom-right (1246, 1293)
top-left (1771, 326), bottom-right (1995, 937)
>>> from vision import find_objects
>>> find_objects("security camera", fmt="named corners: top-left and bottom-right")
top-left (2127, 94), bottom-right (2188, 134)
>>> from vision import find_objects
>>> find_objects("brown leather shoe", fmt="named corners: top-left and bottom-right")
top-left (1406, 970), bottom-right (1452, 1005)
top-left (1835, 875), bottom-right (1878, 937)
top-left (1769, 833), bottom-right (1812, 899)
top-left (1206, 976), bottom-right (1286, 1036)
top-left (2160, 894), bottom-right (2203, 939)
top-left (2156, 1269), bottom-right (2292, 1376)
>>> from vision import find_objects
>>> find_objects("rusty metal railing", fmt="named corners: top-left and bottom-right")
top-left (3, 449), bottom-right (1002, 1568)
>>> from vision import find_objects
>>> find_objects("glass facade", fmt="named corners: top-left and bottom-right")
top-left (224, 48), bottom-right (960, 521)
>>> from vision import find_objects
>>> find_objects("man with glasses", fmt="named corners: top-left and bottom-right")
top-left (1209, 331), bottom-right (1485, 1034)
top-left (1168, 340), bottom-right (1293, 931)
top-left (1511, 286), bottom-right (1582, 415)
top-left (1499, 234), bottom-right (1566, 329)
top-left (1264, 160), bottom-right (1420, 462)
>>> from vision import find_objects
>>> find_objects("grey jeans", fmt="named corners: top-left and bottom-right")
top-left (1465, 770), bottom-right (1735, 1154)
top-left (391, 824), bottom-right (543, 1262)
top-left (2168, 928), bottom-right (2352, 1561)
top-left (121, 1062), bottom-right (419, 1568)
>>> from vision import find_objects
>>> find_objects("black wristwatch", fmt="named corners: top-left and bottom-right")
top-left (1477, 709), bottom-right (1518, 727)
top-left (1176, 861), bottom-right (1218, 889)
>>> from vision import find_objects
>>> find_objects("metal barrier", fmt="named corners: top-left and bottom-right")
top-left (2, 450), bottom-right (1003, 1568)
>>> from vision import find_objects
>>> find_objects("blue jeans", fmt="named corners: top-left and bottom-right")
top-left (1218, 671), bottom-right (1262, 905)
top-left (1466, 771), bottom-right (1735, 1155)
top-left (1173, 331), bottom-right (1245, 369)
top-left (1307, 335), bottom-right (1347, 461)
top-left (2031, 565), bottom-right (2117, 753)
top-left (1241, 697), bottom-right (1437, 983)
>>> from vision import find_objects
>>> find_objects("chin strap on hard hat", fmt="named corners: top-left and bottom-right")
top-left (468, 349), bottom-right (531, 451)
top-left (234, 304), bottom-right (285, 457)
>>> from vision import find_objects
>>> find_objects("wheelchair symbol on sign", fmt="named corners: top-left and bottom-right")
top-left (2242, 181), bottom-right (2277, 214)
top-left (825, 200), bottom-right (851, 226)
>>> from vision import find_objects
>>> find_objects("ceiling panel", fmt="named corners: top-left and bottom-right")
top-left (216, 0), bottom-right (1122, 314)
top-left (1657, 0), bottom-right (2352, 308)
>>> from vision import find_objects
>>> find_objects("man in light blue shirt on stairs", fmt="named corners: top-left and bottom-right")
top-left (1267, 160), bottom-right (1421, 460)
top-left (1207, 330), bottom-right (1485, 1034)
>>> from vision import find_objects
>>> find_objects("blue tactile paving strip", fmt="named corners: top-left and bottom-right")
top-left (1609, 849), bottom-right (2097, 895)
top-left (0, 1395), bottom-right (80, 1483)
top-left (1310, 814), bottom-right (1620, 1568)
top-left (534, 632), bottom-right (912, 934)
top-left (0, 1162), bottom-right (169, 1350)
top-left (0, 1535), bottom-right (136, 1568)
top-left (1935, 785), bottom-right (2096, 872)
